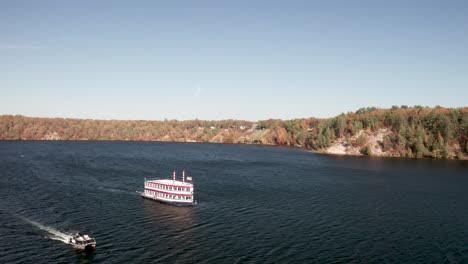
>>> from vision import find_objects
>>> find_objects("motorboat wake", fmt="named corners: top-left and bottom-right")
top-left (20, 216), bottom-right (96, 251)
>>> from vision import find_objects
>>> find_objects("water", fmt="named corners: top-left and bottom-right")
top-left (0, 141), bottom-right (467, 263)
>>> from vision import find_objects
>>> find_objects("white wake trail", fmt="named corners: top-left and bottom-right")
top-left (20, 217), bottom-right (72, 244)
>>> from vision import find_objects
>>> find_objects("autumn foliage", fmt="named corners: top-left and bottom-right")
top-left (1, 106), bottom-right (467, 159)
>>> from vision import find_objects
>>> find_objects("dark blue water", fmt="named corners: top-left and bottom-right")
top-left (0, 141), bottom-right (467, 263)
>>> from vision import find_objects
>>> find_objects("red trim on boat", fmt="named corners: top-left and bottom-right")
top-left (146, 181), bottom-right (193, 188)
top-left (144, 187), bottom-right (193, 196)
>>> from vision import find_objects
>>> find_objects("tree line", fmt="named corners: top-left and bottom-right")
top-left (1, 106), bottom-right (467, 159)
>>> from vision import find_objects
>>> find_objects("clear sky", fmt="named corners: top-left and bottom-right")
top-left (1, 1), bottom-right (467, 120)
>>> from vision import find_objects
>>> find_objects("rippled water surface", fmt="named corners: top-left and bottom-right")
top-left (1, 141), bottom-right (467, 263)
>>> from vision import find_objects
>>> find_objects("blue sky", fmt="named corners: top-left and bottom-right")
top-left (1, 1), bottom-right (467, 120)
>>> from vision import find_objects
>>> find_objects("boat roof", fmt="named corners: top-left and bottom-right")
top-left (146, 179), bottom-right (193, 187)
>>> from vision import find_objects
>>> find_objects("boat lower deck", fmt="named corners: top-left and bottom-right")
top-left (141, 193), bottom-right (194, 207)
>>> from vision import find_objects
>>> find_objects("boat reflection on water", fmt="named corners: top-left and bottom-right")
top-left (142, 198), bottom-right (195, 233)
top-left (75, 249), bottom-right (96, 262)
top-left (142, 198), bottom-right (196, 260)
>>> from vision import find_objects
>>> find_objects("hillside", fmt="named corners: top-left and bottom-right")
top-left (1, 106), bottom-right (467, 160)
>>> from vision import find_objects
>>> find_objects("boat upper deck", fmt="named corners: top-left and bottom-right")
top-left (146, 179), bottom-right (193, 187)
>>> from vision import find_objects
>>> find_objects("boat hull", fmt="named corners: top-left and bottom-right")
top-left (71, 243), bottom-right (96, 251)
top-left (141, 193), bottom-right (194, 207)
top-left (69, 240), bottom-right (96, 251)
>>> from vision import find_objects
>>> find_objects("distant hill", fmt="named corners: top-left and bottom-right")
top-left (1, 106), bottom-right (467, 160)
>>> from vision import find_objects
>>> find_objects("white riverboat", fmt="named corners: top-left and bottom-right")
top-left (141, 170), bottom-right (195, 206)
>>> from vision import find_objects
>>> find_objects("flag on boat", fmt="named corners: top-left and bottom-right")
top-left (186, 176), bottom-right (192, 181)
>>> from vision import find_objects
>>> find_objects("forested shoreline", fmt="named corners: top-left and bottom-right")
top-left (1, 106), bottom-right (467, 160)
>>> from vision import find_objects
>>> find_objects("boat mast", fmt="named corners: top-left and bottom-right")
top-left (182, 169), bottom-right (185, 183)
top-left (173, 170), bottom-right (176, 182)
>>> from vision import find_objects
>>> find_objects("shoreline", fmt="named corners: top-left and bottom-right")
top-left (2, 139), bottom-right (467, 161)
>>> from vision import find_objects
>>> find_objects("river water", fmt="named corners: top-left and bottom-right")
top-left (0, 141), bottom-right (467, 263)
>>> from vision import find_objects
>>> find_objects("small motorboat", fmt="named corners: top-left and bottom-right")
top-left (69, 232), bottom-right (96, 250)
